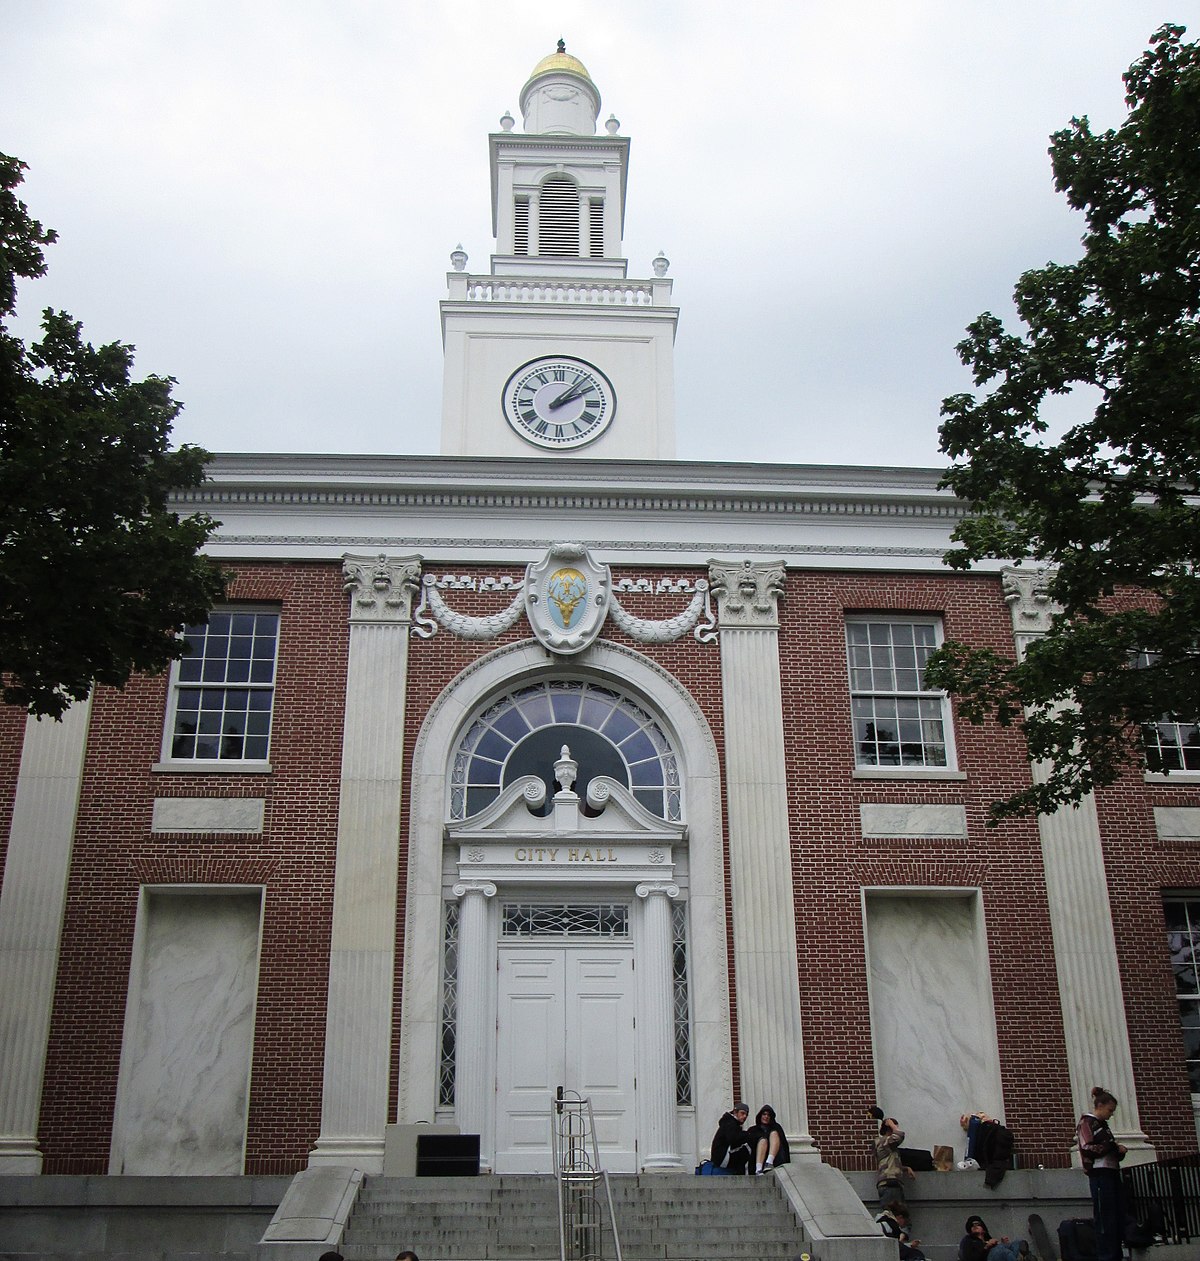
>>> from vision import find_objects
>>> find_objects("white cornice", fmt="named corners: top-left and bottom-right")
top-left (175, 452), bottom-right (981, 572)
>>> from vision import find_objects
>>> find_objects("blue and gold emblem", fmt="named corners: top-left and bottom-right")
top-left (525, 544), bottom-right (610, 654)
top-left (546, 567), bottom-right (588, 630)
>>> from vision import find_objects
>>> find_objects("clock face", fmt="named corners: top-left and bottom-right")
top-left (503, 356), bottom-right (615, 449)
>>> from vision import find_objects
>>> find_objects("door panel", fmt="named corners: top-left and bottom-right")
top-left (495, 951), bottom-right (564, 1163)
top-left (494, 945), bottom-right (636, 1172)
top-left (568, 951), bottom-right (636, 1163)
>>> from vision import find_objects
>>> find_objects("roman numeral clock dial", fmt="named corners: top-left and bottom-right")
top-left (503, 356), bottom-right (615, 449)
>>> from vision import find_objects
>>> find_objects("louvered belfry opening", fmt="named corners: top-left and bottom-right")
top-left (513, 197), bottom-right (530, 256)
top-left (588, 199), bottom-right (604, 258)
top-left (538, 174), bottom-right (581, 257)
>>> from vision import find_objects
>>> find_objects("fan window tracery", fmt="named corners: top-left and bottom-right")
top-left (451, 681), bottom-right (680, 821)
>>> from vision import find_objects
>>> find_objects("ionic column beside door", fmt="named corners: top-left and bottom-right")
top-left (453, 879), bottom-right (496, 1167)
top-left (637, 880), bottom-right (683, 1170)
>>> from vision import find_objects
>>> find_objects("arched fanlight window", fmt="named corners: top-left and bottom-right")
top-left (538, 174), bottom-right (580, 257)
top-left (450, 680), bottom-right (680, 821)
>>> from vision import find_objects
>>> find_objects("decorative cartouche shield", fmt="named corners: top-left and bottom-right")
top-left (524, 543), bottom-right (610, 654)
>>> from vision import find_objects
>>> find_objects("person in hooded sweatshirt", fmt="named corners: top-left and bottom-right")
top-left (748, 1104), bottom-right (791, 1174)
top-left (958, 1214), bottom-right (1029, 1261)
top-left (710, 1101), bottom-right (753, 1173)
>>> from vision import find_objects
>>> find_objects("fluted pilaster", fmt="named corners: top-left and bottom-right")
top-left (0, 699), bottom-right (92, 1173)
top-left (1003, 568), bottom-right (1151, 1159)
top-left (311, 555), bottom-right (421, 1172)
top-left (708, 560), bottom-right (816, 1159)
top-left (636, 881), bottom-right (683, 1170)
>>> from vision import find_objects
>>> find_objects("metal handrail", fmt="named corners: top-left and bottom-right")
top-left (1124, 1153), bottom-right (1200, 1243)
top-left (551, 1087), bottom-right (623, 1261)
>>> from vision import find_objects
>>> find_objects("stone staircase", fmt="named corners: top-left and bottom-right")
top-left (338, 1172), bottom-right (812, 1261)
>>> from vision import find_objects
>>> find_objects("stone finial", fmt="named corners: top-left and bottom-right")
top-left (605, 114), bottom-right (620, 135)
top-left (450, 243), bottom-right (468, 272)
top-left (652, 251), bottom-right (670, 277)
top-left (499, 109), bottom-right (515, 132)
top-left (554, 745), bottom-right (578, 794)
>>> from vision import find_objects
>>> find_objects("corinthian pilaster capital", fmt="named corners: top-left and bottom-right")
top-left (707, 559), bottom-right (786, 628)
top-left (343, 554), bottom-right (423, 625)
top-left (1002, 566), bottom-right (1059, 659)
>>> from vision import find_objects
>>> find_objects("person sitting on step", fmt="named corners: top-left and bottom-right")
top-left (749, 1104), bottom-right (791, 1173)
top-left (710, 1101), bottom-right (753, 1174)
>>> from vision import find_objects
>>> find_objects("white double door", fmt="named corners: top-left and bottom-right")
top-left (493, 943), bottom-right (637, 1173)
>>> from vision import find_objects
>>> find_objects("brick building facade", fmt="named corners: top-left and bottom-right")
top-left (1, 45), bottom-right (1198, 1185)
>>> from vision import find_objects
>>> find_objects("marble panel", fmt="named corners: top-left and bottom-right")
top-left (111, 890), bottom-right (261, 1175)
top-left (860, 804), bottom-right (968, 839)
top-left (865, 893), bottom-right (1002, 1159)
top-left (1155, 807), bottom-right (1200, 841)
top-left (151, 797), bottom-right (265, 834)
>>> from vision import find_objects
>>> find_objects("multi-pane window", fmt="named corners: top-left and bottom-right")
top-left (1145, 719), bottom-right (1200, 772)
top-left (167, 610), bottom-right (280, 762)
top-left (846, 618), bottom-right (952, 768)
top-left (1138, 653), bottom-right (1200, 772)
top-left (1164, 898), bottom-right (1200, 1091)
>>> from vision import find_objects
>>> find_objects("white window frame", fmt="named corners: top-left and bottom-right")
top-left (1163, 895), bottom-right (1200, 1140)
top-left (1137, 652), bottom-right (1200, 780)
top-left (156, 607), bottom-right (280, 773)
top-left (846, 615), bottom-right (958, 774)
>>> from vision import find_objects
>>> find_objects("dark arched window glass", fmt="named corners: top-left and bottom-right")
top-left (450, 680), bottom-right (679, 820)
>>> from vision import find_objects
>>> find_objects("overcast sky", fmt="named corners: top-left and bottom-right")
top-left (4, 2), bottom-right (1197, 468)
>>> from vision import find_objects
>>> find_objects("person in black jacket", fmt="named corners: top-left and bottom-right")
top-left (749, 1104), bottom-right (791, 1173)
top-left (958, 1214), bottom-right (1029, 1261)
top-left (710, 1102), bottom-right (752, 1173)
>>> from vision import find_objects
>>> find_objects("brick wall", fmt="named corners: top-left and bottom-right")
top-left (775, 569), bottom-right (1077, 1167)
top-left (0, 702), bottom-right (26, 886)
top-left (37, 562), bottom-right (348, 1174)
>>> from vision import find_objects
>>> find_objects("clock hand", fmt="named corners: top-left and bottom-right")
top-left (548, 378), bottom-right (593, 409)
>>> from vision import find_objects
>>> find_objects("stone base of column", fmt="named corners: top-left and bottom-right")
top-left (0, 1136), bottom-right (42, 1174)
top-left (787, 1132), bottom-right (822, 1163)
top-left (308, 1135), bottom-right (384, 1175)
top-left (641, 1152), bottom-right (686, 1171)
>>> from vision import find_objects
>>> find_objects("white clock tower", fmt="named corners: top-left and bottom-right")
top-left (440, 42), bottom-right (679, 459)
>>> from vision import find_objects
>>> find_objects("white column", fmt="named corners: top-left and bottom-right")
top-left (708, 560), bottom-right (816, 1159)
top-left (1004, 569), bottom-right (1153, 1160)
top-left (310, 554), bottom-right (421, 1173)
top-left (452, 879), bottom-right (496, 1165)
top-left (0, 698), bottom-right (92, 1173)
top-left (636, 881), bottom-right (683, 1170)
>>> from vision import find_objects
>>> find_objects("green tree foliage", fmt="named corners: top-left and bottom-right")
top-left (0, 152), bottom-right (225, 718)
top-left (926, 25), bottom-right (1200, 820)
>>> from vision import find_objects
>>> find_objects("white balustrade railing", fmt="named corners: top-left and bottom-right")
top-left (447, 274), bottom-right (670, 307)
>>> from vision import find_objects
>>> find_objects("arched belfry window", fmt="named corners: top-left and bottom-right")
top-left (450, 680), bottom-right (680, 821)
top-left (537, 174), bottom-right (581, 257)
